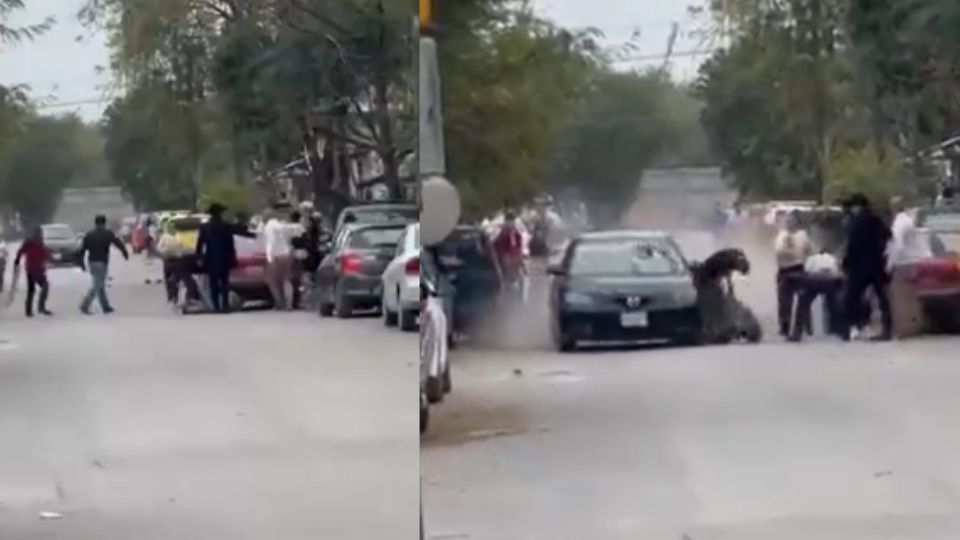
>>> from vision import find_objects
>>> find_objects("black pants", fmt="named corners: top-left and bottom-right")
top-left (207, 267), bottom-right (231, 312)
top-left (777, 265), bottom-right (805, 335)
top-left (791, 275), bottom-right (845, 340)
top-left (844, 272), bottom-right (892, 338)
top-left (25, 271), bottom-right (49, 316)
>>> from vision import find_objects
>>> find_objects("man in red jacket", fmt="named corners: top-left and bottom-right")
top-left (493, 212), bottom-right (526, 298)
top-left (15, 227), bottom-right (52, 317)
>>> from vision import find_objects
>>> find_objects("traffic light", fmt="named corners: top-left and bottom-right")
top-left (419, 0), bottom-right (432, 30)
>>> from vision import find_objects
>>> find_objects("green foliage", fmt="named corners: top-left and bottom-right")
top-left (0, 115), bottom-right (88, 226)
top-left (547, 72), bottom-right (700, 226)
top-left (199, 176), bottom-right (253, 218)
top-left (825, 144), bottom-right (904, 205)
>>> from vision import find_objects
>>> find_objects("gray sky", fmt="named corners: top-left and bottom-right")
top-left (0, 0), bottom-right (110, 122)
top-left (531, 0), bottom-right (713, 80)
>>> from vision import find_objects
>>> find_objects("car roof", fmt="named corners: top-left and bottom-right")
top-left (346, 222), bottom-right (409, 232)
top-left (576, 230), bottom-right (673, 242)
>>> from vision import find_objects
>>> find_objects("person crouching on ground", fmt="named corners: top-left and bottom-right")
top-left (775, 210), bottom-right (814, 337)
top-left (788, 249), bottom-right (845, 342)
top-left (15, 227), bottom-right (52, 317)
top-left (842, 194), bottom-right (893, 341)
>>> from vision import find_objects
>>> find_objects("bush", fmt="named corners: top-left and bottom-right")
top-left (825, 144), bottom-right (904, 207)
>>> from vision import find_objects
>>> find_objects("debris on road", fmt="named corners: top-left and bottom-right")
top-left (874, 470), bottom-right (894, 478)
top-left (38, 511), bottom-right (64, 520)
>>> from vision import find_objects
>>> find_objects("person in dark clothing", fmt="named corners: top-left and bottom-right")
top-left (195, 203), bottom-right (254, 313)
top-left (842, 194), bottom-right (893, 341)
top-left (288, 211), bottom-right (307, 310)
top-left (79, 214), bottom-right (130, 314)
top-left (15, 227), bottom-right (52, 317)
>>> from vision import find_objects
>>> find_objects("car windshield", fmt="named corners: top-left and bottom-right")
top-left (42, 225), bottom-right (74, 240)
top-left (349, 227), bottom-right (405, 249)
top-left (346, 207), bottom-right (417, 225)
top-left (569, 238), bottom-right (685, 277)
top-left (923, 213), bottom-right (960, 232)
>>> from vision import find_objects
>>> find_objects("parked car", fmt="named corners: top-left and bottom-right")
top-left (315, 223), bottom-right (407, 318)
top-left (548, 231), bottom-right (702, 351)
top-left (420, 274), bottom-right (451, 433)
top-left (430, 225), bottom-right (502, 339)
top-left (334, 203), bottom-right (418, 236)
top-left (228, 234), bottom-right (273, 310)
top-left (41, 223), bottom-right (81, 266)
top-left (382, 223), bottom-right (420, 331)
top-left (167, 214), bottom-right (208, 252)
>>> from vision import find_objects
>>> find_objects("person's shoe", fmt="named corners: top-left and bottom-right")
top-left (787, 334), bottom-right (802, 343)
top-left (849, 328), bottom-right (861, 341)
top-left (103, 307), bottom-right (115, 315)
top-left (39, 310), bottom-right (53, 317)
top-left (80, 306), bottom-right (91, 315)
top-left (25, 312), bottom-right (33, 318)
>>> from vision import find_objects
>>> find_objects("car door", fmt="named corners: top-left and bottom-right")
top-left (382, 227), bottom-right (409, 309)
top-left (317, 231), bottom-right (350, 300)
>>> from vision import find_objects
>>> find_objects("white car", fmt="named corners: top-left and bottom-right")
top-left (382, 223), bottom-right (420, 331)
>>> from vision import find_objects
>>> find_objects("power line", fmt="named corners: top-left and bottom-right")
top-left (612, 49), bottom-right (717, 63)
top-left (34, 97), bottom-right (112, 110)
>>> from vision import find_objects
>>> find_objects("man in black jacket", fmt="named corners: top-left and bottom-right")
top-left (842, 194), bottom-right (893, 341)
top-left (79, 215), bottom-right (129, 315)
top-left (195, 204), bottom-right (254, 313)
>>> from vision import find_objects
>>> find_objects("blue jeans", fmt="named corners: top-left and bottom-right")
top-left (81, 262), bottom-right (112, 313)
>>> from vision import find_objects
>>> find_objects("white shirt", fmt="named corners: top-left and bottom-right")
top-left (805, 253), bottom-right (840, 276)
top-left (774, 229), bottom-right (812, 269)
top-left (264, 219), bottom-right (299, 262)
top-left (888, 211), bottom-right (918, 268)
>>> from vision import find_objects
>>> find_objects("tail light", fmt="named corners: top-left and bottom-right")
top-left (339, 251), bottom-right (363, 274)
top-left (405, 256), bottom-right (420, 276)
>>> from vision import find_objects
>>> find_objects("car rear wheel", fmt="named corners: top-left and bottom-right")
top-left (335, 288), bottom-right (353, 319)
top-left (420, 395), bottom-right (429, 434)
top-left (425, 376), bottom-right (444, 404)
top-left (399, 307), bottom-right (418, 332)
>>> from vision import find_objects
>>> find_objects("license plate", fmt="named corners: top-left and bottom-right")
top-left (620, 311), bottom-right (649, 328)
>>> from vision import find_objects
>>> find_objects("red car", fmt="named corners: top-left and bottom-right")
top-left (229, 235), bottom-right (273, 308)
top-left (898, 229), bottom-right (960, 331)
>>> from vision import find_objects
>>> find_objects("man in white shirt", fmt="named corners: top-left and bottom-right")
top-left (774, 211), bottom-right (814, 336)
top-left (264, 209), bottom-right (296, 310)
top-left (789, 249), bottom-right (845, 342)
top-left (888, 197), bottom-right (919, 270)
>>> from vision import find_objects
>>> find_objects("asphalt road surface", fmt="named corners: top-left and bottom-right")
top-left (423, 313), bottom-right (960, 539)
top-left (0, 256), bottom-right (417, 539)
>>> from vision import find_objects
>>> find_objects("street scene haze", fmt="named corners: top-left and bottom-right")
top-left (421, 0), bottom-right (960, 539)
top-left (0, 0), bottom-right (417, 538)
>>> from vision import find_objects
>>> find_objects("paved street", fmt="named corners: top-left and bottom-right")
top-left (423, 312), bottom-right (960, 539)
top-left (0, 257), bottom-right (418, 539)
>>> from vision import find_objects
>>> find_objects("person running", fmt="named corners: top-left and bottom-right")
top-left (79, 215), bottom-right (129, 315)
top-left (774, 211), bottom-right (813, 337)
top-left (195, 203), bottom-right (252, 313)
top-left (493, 212), bottom-right (526, 301)
top-left (842, 194), bottom-right (893, 341)
top-left (15, 227), bottom-right (52, 317)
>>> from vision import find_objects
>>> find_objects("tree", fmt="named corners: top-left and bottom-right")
top-left (438, 2), bottom-right (599, 216)
top-left (546, 72), bottom-right (700, 226)
top-left (0, 115), bottom-right (88, 226)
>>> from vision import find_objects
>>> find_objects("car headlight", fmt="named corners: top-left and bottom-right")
top-left (564, 291), bottom-right (596, 306)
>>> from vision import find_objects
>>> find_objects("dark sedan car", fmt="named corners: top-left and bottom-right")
top-left (549, 231), bottom-right (702, 351)
top-left (316, 223), bottom-right (406, 318)
top-left (41, 224), bottom-right (81, 266)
